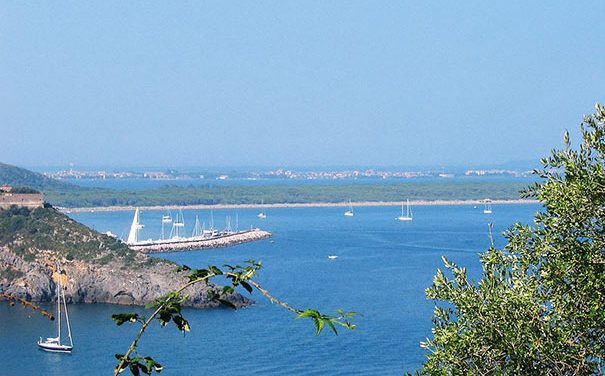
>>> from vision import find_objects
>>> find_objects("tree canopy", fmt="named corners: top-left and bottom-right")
top-left (419, 104), bottom-right (605, 375)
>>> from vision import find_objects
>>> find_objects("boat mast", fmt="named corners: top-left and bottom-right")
top-left (56, 267), bottom-right (61, 344)
top-left (192, 215), bottom-right (202, 237)
top-left (61, 283), bottom-right (73, 346)
top-left (171, 209), bottom-right (185, 238)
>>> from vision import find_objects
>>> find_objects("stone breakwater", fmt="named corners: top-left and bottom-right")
top-left (130, 229), bottom-right (272, 253)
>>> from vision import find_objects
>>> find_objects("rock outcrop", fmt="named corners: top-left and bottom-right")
top-left (0, 206), bottom-right (251, 308)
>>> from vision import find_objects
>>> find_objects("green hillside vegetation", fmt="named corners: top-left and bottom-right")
top-left (43, 181), bottom-right (529, 208)
top-left (0, 205), bottom-right (143, 265)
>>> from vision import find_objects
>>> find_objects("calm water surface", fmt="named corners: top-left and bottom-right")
top-left (0, 204), bottom-right (539, 375)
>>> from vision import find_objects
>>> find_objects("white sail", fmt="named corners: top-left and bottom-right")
top-left (397, 200), bottom-right (413, 221)
top-left (126, 208), bottom-right (144, 244)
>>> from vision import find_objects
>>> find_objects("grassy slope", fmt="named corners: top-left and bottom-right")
top-left (0, 206), bottom-right (148, 266)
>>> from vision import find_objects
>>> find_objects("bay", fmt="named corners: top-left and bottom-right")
top-left (0, 204), bottom-right (539, 375)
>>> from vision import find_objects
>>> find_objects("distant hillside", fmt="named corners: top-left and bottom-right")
top-left (0, 205), bottom-right (249, 308)
top-left (0, 162), bottom-right (77, 191)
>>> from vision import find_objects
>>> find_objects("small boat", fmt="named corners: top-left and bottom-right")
top-left (257, 200), bottom-right (267, 219)
top-left (397, 200), bottom-right (413, 221)
top-left (38, 265), bottom-right (73, 353)
top-left (344, 200), bottom-right (354, 217)
top-left (328, 255), bottom-right (338, 259)
top-left (483, 199), bottom-right (492, 214)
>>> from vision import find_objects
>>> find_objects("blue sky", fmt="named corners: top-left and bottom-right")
top-left (1, 2), bottom-right (603, 169)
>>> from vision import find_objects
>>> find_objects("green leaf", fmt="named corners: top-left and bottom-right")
top-left (325, 319), bottom-right (338, 335)
top-left (297, 309), bottom-right (320, 319)
top-left (112, 313), bottom-right (140, 326)
top-left (172, 315), bottom-right (191, 333)
top-left (240, 280), bottom-right (253, 294)
top-left (313, 317), bottom-right (325, 335)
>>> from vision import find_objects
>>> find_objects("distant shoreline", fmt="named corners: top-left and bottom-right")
top-left (61, 199), bottom-right (539, 213)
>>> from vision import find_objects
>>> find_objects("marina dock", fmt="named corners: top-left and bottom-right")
top-left (129, 229), bottom-right (272, 253)
top-left (124, 208), bottom-right (272, 253)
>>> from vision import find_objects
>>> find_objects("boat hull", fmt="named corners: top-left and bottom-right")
top-left (37, 341), bottom-right (73, 353)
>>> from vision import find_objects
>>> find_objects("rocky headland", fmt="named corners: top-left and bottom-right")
top-left (0, 205), bottom-right (251, 308)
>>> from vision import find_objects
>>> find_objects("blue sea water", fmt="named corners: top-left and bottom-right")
top-left (0, 204), bottom-right (539, 375)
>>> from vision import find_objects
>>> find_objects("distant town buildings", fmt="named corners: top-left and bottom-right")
top-left (464, 169), bottom-right (532, 177)
top-left (41, 167), bottom-right (533, 182)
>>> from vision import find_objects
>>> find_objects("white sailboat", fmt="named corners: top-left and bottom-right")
top-left (170, 209), bottom-right (185, 239)
top-left (344, 200), bottom-right (354, 217)
top-left (397, 200), bottom-right (413, 221)
top-left (483, 199), bottom-right (493, 214)
top-left (161, 211), bottom-right (172, 240)
top-left (126, 208), bottom-right (144, 245)
top-left (38, 266), bottom-right (73, 353)
top-left (257, 200), bottom-right (267, 219)
top-left (191, 215), bottom-right (203, 238)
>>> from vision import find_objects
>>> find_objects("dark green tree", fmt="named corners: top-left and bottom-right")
top-left (419, 104), bottom-right (605, 375)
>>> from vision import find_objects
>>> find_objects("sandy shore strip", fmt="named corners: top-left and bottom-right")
top-left (60, 199), bottom-right (538, 213)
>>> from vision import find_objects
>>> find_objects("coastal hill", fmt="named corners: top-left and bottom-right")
top-left (0, 205), bottom-right (250, 308)
top-left (0, 162), bottom-right (78, 192)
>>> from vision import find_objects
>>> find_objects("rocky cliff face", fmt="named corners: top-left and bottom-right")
top-left (0, 206), bottom-right (251, 308)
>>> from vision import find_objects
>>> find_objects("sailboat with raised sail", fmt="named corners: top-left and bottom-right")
top-left (257, 200), bottom-right (267, 219)
top-left (397, 200), bottom-right (413, 221)
top-left (161, 210), bottom-right (172, 240)
top-left (344, 200), bottom-right (354, 217)
top-left (38, 265), bottom-right (73, 353)
top-left (170, 209), bottom-right (185, 239)
top-left (126, 208), bottom-right (144, 244)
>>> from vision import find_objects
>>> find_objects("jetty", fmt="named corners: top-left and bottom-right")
top-left (129, 228), bottom-right (271, 253)
top-left (125, 208), bottom-right (271, 253)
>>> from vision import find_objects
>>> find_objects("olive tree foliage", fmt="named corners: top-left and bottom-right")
top-left (419, 104), bottom-right (605, 375)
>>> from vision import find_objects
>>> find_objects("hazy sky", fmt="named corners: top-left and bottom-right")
top-left (1, 2), bottom-right (604, 169)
